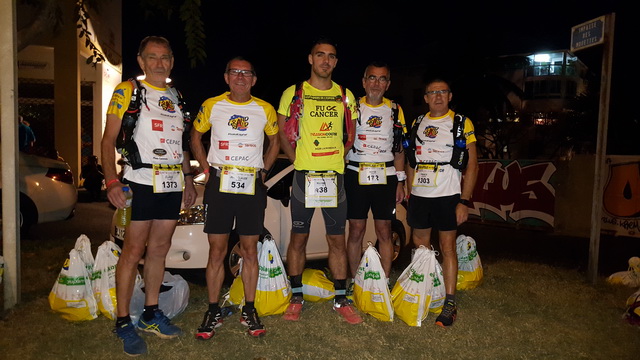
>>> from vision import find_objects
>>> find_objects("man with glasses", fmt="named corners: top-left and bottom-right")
top-left (406, 78), bottom-right (478, 327)
top-left (277, 37), bottom-right (361, 324)
top-left (345, 62), bottom-right (407, 293)
top-left (102, 36), bottom-right (196, 356)
top-left (191, 56), bottom-right (280, 339)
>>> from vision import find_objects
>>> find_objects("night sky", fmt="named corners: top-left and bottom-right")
top-left (121, 1), bottom-right (631, 121)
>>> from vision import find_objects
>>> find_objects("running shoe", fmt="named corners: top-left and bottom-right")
top-left (240, 307), bottom-right (266, 337)
top-left (333, 298), bottom-right (363, 324)
top-left (114, 321), bottom-right (147, 357)
top-left (195, 309), bottom-right (225, 340)
top-left (283, 296), bottom-right (304, 321)
top-left (137, 309), bottom-right (183, 339)
top-left (435, 300), bottom-right (457, 327)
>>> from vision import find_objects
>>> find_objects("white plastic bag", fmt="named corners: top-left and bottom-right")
top-left (623, 287), bottom-right (640, 326)
top-left (607, 257), bottom-right (640, 287)
top-left (130, 271), bottom-right (190, 324)
top-left (92, 240), bottom-right (121, 320)
top-left (74, 234), bottom-right (95, 276)
top-left (429, 259), bottom-right (446, 313)
top-left (456, 234), bottom-right (483, 290)
top-left (255, 235), bottom-right (291, 316)
top-left (353, 243), bottom-right (393, 321)
top-left (48, 249), bottom-right (98, 321)
top-left (391, 246), bottom-right (439, 326)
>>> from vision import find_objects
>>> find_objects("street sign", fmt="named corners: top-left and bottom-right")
top-left (571, 16), bottom-right (605, 52)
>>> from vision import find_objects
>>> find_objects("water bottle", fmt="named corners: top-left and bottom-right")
top-left (220, 306), bottom-right (234, 318)
top-left (117, 186), bottom-right (133, 226)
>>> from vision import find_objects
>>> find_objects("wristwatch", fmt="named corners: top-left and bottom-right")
top-left (459, 199), bottom-right (471, 206)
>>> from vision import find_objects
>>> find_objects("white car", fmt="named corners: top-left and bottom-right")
top-left (111, 157), bottom-right (411, 280)
top-left (0, 152), bottom-right (78, 235)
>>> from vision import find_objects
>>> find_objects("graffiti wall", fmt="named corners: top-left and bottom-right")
top-left (467, 156), bottom-right (640, 238)
top-left (468, 160), bottom-right (556, 228)
top-left (602, 156), bottom-right (640, 237)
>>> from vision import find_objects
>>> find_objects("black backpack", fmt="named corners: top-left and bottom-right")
top-left (116, 79), bottom-right (191, 169)
top-left (406, 113), bottom-right (468, 170)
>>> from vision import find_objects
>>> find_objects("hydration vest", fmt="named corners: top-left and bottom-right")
top-left (283, 82), bottom-right (355, 150)
top-left (115, 79), bottom-right (192, 169)
top-left (406, 112), bottom-right (468, 170)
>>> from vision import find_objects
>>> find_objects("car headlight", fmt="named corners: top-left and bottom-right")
top-left (178, 204), bottom-right (206, 225)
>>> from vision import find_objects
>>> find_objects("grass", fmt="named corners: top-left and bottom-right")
top-left (1, 200), bottom-right (639, 359)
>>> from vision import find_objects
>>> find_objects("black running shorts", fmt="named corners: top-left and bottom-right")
top-left (407, 194), bottom-right (460, 231)
top-left (290, 170), bottom-right (347, 235)
top-left (345, 168), bottom-right (398, 220)
top-left (203, 169), bottom-right (267, 236)
top-left (124, 179), bottom-right (183, 221)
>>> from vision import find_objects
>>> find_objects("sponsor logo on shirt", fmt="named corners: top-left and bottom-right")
top-left (424, 126), bottom-right (438, 139)
top-left (152, 119), bottom-right (164, 131)
top-left (160, 138), bottom-right (181, 145)
top-left (219, 141), bottom-right (229, 150)
top-left (358, 134), bottom-right (367, 140)
top-left (228, 115), bottom-right (249, 131)
top-left (158, 96), bottom-right (176, 113)
top-left (366, 116), bottom-right (382, 128)
top-left (225, 155), bottom-right (250, 161)
top-left (153, 148), bottom-right (167, 156)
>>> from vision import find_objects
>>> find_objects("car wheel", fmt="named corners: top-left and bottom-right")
top-left (19, 194), bottom-right (38, 238)
top-left (224, 228), bottom-right (272, 285)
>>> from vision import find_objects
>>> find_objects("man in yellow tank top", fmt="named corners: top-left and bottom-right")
top-left (277, 37), bottom-right (362, 324)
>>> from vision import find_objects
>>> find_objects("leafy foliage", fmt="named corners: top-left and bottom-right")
top-left (75, 0), bottom-right (105, 66)
top-left (138, 0), bottom-right (206, 68)
top-left (179, 0), bottom-right (206, 68)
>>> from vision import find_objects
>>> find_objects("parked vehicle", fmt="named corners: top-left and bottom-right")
top-left (110, 157), bottom-right (411, 280)
top-left (0, 152), bottom-right (77, 235)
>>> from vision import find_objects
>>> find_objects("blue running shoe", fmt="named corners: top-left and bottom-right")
top-left (114, 321), bottom-right (147, 357)
top-left (137, 309), bottom-right (183, 339)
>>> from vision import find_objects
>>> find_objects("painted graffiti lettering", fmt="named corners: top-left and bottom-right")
top-left (471, 160), bottom-right (556, 226)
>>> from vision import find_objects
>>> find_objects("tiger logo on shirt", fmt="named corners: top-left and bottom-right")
top-left (158, 96), bottom-right (176, 113)
top-left (228, 115), bottom-right (249, 131)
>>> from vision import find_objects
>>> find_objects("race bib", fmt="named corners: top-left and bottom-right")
top-left (413, 164), bottom-right (438, 187)
top-left (219, 165), bottom-right (256, 195)
top-left (358, 163), bottom-right (387, 185)
top-left (305, 172), bottom-right (338, 208)
top-left (152, 164), bottom-right (183, 193)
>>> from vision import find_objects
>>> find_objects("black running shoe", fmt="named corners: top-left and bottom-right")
top-left (435, 300), bottom-right (457, 327)
top-left (240, 307), bottom-right (266, 337)
top-left (195, 309), bottom-right (225, 340)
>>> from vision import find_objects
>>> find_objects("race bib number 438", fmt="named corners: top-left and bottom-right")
top-left (304, 173), bottom-right (338, 208)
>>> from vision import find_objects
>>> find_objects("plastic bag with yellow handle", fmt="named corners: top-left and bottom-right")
top-left (92, 240), bottom-right (121, 320)
top-left (456, 234), bottom-right (483, 290)
top-left (48, 249), bottom-right (98, 321)
top-left (391, 246), bottom-right (438, 326)
top-left (254, 235), bottom-right (291, 316)
top-left (302, 268), bottom-right (334, 302)
top-left (353, 243), bottom-right (393, 321)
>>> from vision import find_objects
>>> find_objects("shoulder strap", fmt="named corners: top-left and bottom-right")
top-left (341, 85), bottom-right (355, 149)
top-left (126, 78), bottom-right (142, 114)
top-left (452, 113), bottom-right (465, 140)
top-left (283, 82), bottom-right (305, 149)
